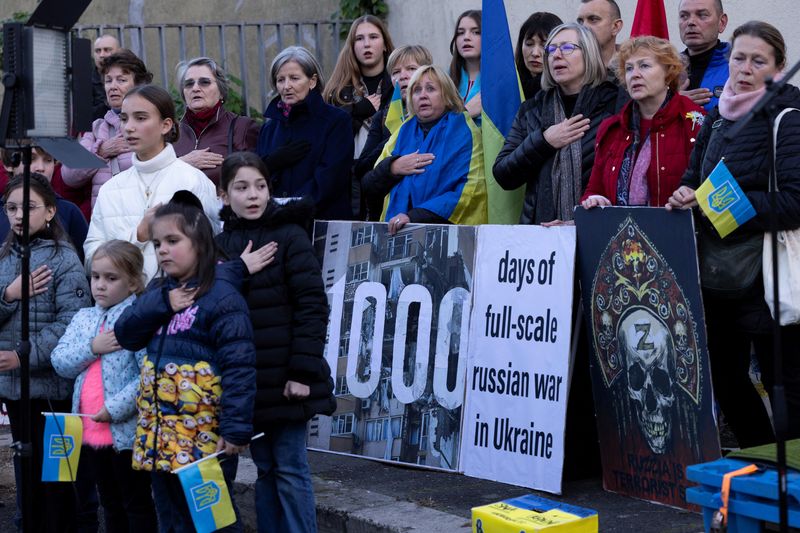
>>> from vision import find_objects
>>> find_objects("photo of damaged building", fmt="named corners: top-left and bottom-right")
top-left (307, 222), bottom-right (476, 471)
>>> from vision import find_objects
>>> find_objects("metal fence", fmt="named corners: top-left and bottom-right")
top-left (74, 21), bottom-right (350, 117)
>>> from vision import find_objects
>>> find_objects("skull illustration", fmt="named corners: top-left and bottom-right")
top-left (618, 308), bottom-right (676, 454)
top-left (674, 320), bottom-right (688, 350)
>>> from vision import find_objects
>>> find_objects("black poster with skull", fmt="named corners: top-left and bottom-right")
top-left (575, 207), bottom-right (721, 509)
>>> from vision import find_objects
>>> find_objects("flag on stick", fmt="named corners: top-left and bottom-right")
top-left (41, 413), bottom-right (82, 482)
top-left (631, 0), bottom-right (670, 39)
top-left (481, 0), bottom-right (525, 224)
top-left (695, 159), bottom-right (756, 238)
top-left (176, 452), bottom-right (236, 533)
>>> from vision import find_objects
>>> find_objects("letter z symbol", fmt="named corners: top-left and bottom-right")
top-left (635, 323), bottom-right (654, 351)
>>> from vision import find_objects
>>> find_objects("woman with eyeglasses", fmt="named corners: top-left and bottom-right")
top-left (173, 57), bottom-right (260, 188)
top-left (580, 36), bottom-right (705, 209)
top-left (494, 22), bottom-right (620, 225)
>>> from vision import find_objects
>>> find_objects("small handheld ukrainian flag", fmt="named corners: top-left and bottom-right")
top-left (384, 82), bottom-right (404, 135)
top-left (176, 453), bottom-right (236, 533)
top-left (41, 413), bottom-right (82, 482)
top-left (696, 159), bottom-right (756, 238)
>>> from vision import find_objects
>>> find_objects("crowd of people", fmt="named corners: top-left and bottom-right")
top-left (0, 0), bottom-right (798, 531)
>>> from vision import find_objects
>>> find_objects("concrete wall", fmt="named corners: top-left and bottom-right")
top-left (386, 0), bottom-right (800, 74)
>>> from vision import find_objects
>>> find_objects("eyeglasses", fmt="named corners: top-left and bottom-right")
top-left (183, 77), bottom-right (215, 89)
top-left (4, 203), bottom-right (45, 216)
top-left (545, 43), bottom-right (582, 56)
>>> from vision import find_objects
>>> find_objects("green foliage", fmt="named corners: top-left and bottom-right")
top-left (333, 0), bottom-right (389, 38)
top-left (169, 73), bottom-right (263, 123)
top-left (0, 12), bottom-right (31, 72)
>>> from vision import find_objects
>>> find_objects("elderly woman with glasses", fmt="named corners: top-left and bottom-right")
top-left (173, 56), bottom-right (260, 188)
top-left (493, 22), bottom-right (621, 225)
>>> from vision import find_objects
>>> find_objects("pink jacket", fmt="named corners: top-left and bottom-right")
top-left (61, 110), bottom-right (134, 209)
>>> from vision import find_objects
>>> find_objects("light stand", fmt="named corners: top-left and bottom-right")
top-left (0, 0), bottom-right (102, 530)
top-left (723, 57), bottom-right (800, 533)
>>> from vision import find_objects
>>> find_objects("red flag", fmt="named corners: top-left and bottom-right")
top-left (630, 0), bottom-right (669, 39)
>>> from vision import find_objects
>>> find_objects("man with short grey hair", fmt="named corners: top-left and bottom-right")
top-left (92, 34), bottom-right (120, 120)
top-left (678, 0), bottom-right (729, 110)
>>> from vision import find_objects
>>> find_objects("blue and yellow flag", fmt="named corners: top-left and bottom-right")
top-left (696, 159), bottom-right (756, 238)
top-left (177, 454), bottom-right (236, 533)
top-left (385, 82), bottom-right (404, 135)
top-left (42, 413), bottom-right (82, 482)
top-left (481, 0), bottom-right (525, 224)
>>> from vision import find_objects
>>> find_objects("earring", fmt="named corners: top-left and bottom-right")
top-left (46, 221), bottom-right (50, 229)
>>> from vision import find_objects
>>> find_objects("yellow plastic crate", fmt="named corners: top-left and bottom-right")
top-left (472, 494), bottom-right (598, 533)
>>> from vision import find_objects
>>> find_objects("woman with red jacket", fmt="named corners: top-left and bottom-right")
top-left (581, 36), bottom-right (705, 208)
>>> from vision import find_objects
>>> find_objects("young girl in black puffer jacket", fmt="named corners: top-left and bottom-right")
top-left (216, 151), bottom-right (335, 533)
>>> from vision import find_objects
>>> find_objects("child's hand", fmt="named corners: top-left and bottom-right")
top-left (91, 330), bottom-right (120, 355)
top-left (0, 350), bottom-right (20, 372)
top-left (136, 203), bottom-right (163, 242)
top-left (240, 240), bottom-right (277, 274)
top-left (91, 406), bottom-right (111, 423)
top-left (168, 285), bottom-right (197, 312)
top-left (216, 436), bottom-right (248, 455)
top-left (4, 265), bottom-right (52, 303)
top-left (283, 380), bottom-right (310, 400)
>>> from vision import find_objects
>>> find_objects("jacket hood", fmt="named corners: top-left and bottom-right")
top-left (219, 196), bottom-right (315, 230)
top-left (607, 93), bottom-right (705, 133)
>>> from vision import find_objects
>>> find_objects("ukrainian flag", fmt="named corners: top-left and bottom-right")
top-left (176, 454), bottom-right (236, 533)
top-left (481, 0), bottom-right (525, 224)
top-left (696, 159), bottom-right (757, 238)
top-left (41, 413), bottom-right (82, 482)
top-left (385, 82), bottom-right (404, 135)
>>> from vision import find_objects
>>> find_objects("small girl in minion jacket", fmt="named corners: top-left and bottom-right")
top-left (115, 191), bottom-right (256, 532)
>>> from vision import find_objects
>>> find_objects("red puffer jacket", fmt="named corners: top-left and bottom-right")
top-left (582, 94), bottom-right (705, 207)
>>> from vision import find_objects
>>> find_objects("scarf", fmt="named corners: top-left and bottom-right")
top-left (277, 100), bottom-right (293, 118)
top-left (615, 92), bottom-right (673, 205)
top-left (184, 100), bottom-right (222, 136)
top-left (550, 91), bottom-right (584, 221)
top-left (718, 76), bottom-right (773, 121)
top-left (382, 111), bottom-right (487, 225)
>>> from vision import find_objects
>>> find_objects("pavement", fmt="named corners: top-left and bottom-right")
top-left (0, 426), bottom-right (706, 532)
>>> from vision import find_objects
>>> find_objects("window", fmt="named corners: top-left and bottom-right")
top-left (335, 376), bottom-right (349, 396)
top-left (338, 337), bottom-right (350, 358)
top-left (351, 226), bottom-right (375, 246)
top-left (365, 418), bottom-right (390, 441)
top-left (387, 234), bottom-right (414, 260)
top-left (347, 262), bottom-right (370, 282)
top-left (331, 413), bottom-right (355, 435)
top-left (391, 416), bottom-right (403, 437)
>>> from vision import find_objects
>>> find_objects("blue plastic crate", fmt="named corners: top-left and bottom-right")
top-left (686, 457), bottom-right (800, 532)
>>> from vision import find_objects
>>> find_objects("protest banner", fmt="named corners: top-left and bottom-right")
top-left (308, 221), bottom-right (476, 470)
top-left (461, 225), bottom-right (576, 493)
top-left (575, 207), bottom-right (720, 508)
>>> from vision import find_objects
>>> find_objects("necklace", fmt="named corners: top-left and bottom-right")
top-left (136, 168), bottom-right (163, 200)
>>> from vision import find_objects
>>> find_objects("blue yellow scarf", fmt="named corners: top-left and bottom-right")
top-left (380, 111), bottom-right (487, 225)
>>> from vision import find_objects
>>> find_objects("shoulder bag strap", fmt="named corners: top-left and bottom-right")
top-left (770, 107), bottom-right (800, 192)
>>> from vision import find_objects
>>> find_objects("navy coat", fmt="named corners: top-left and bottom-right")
top-left (256, 89), bottom-right (354, 221)
top-left (115, 265), bottom-right (256, 471)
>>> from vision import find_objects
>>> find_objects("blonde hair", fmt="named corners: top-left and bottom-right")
top-left (615, 36), bottom-right (686, 93)
top-left (541, 23), bottom-right (608, 91)
top-left (405, 65), bottom-right (465, 117)
top-left (91, 240), bottom-right (145, 295)
top-left (386, 45), bottom-right (433, 74)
